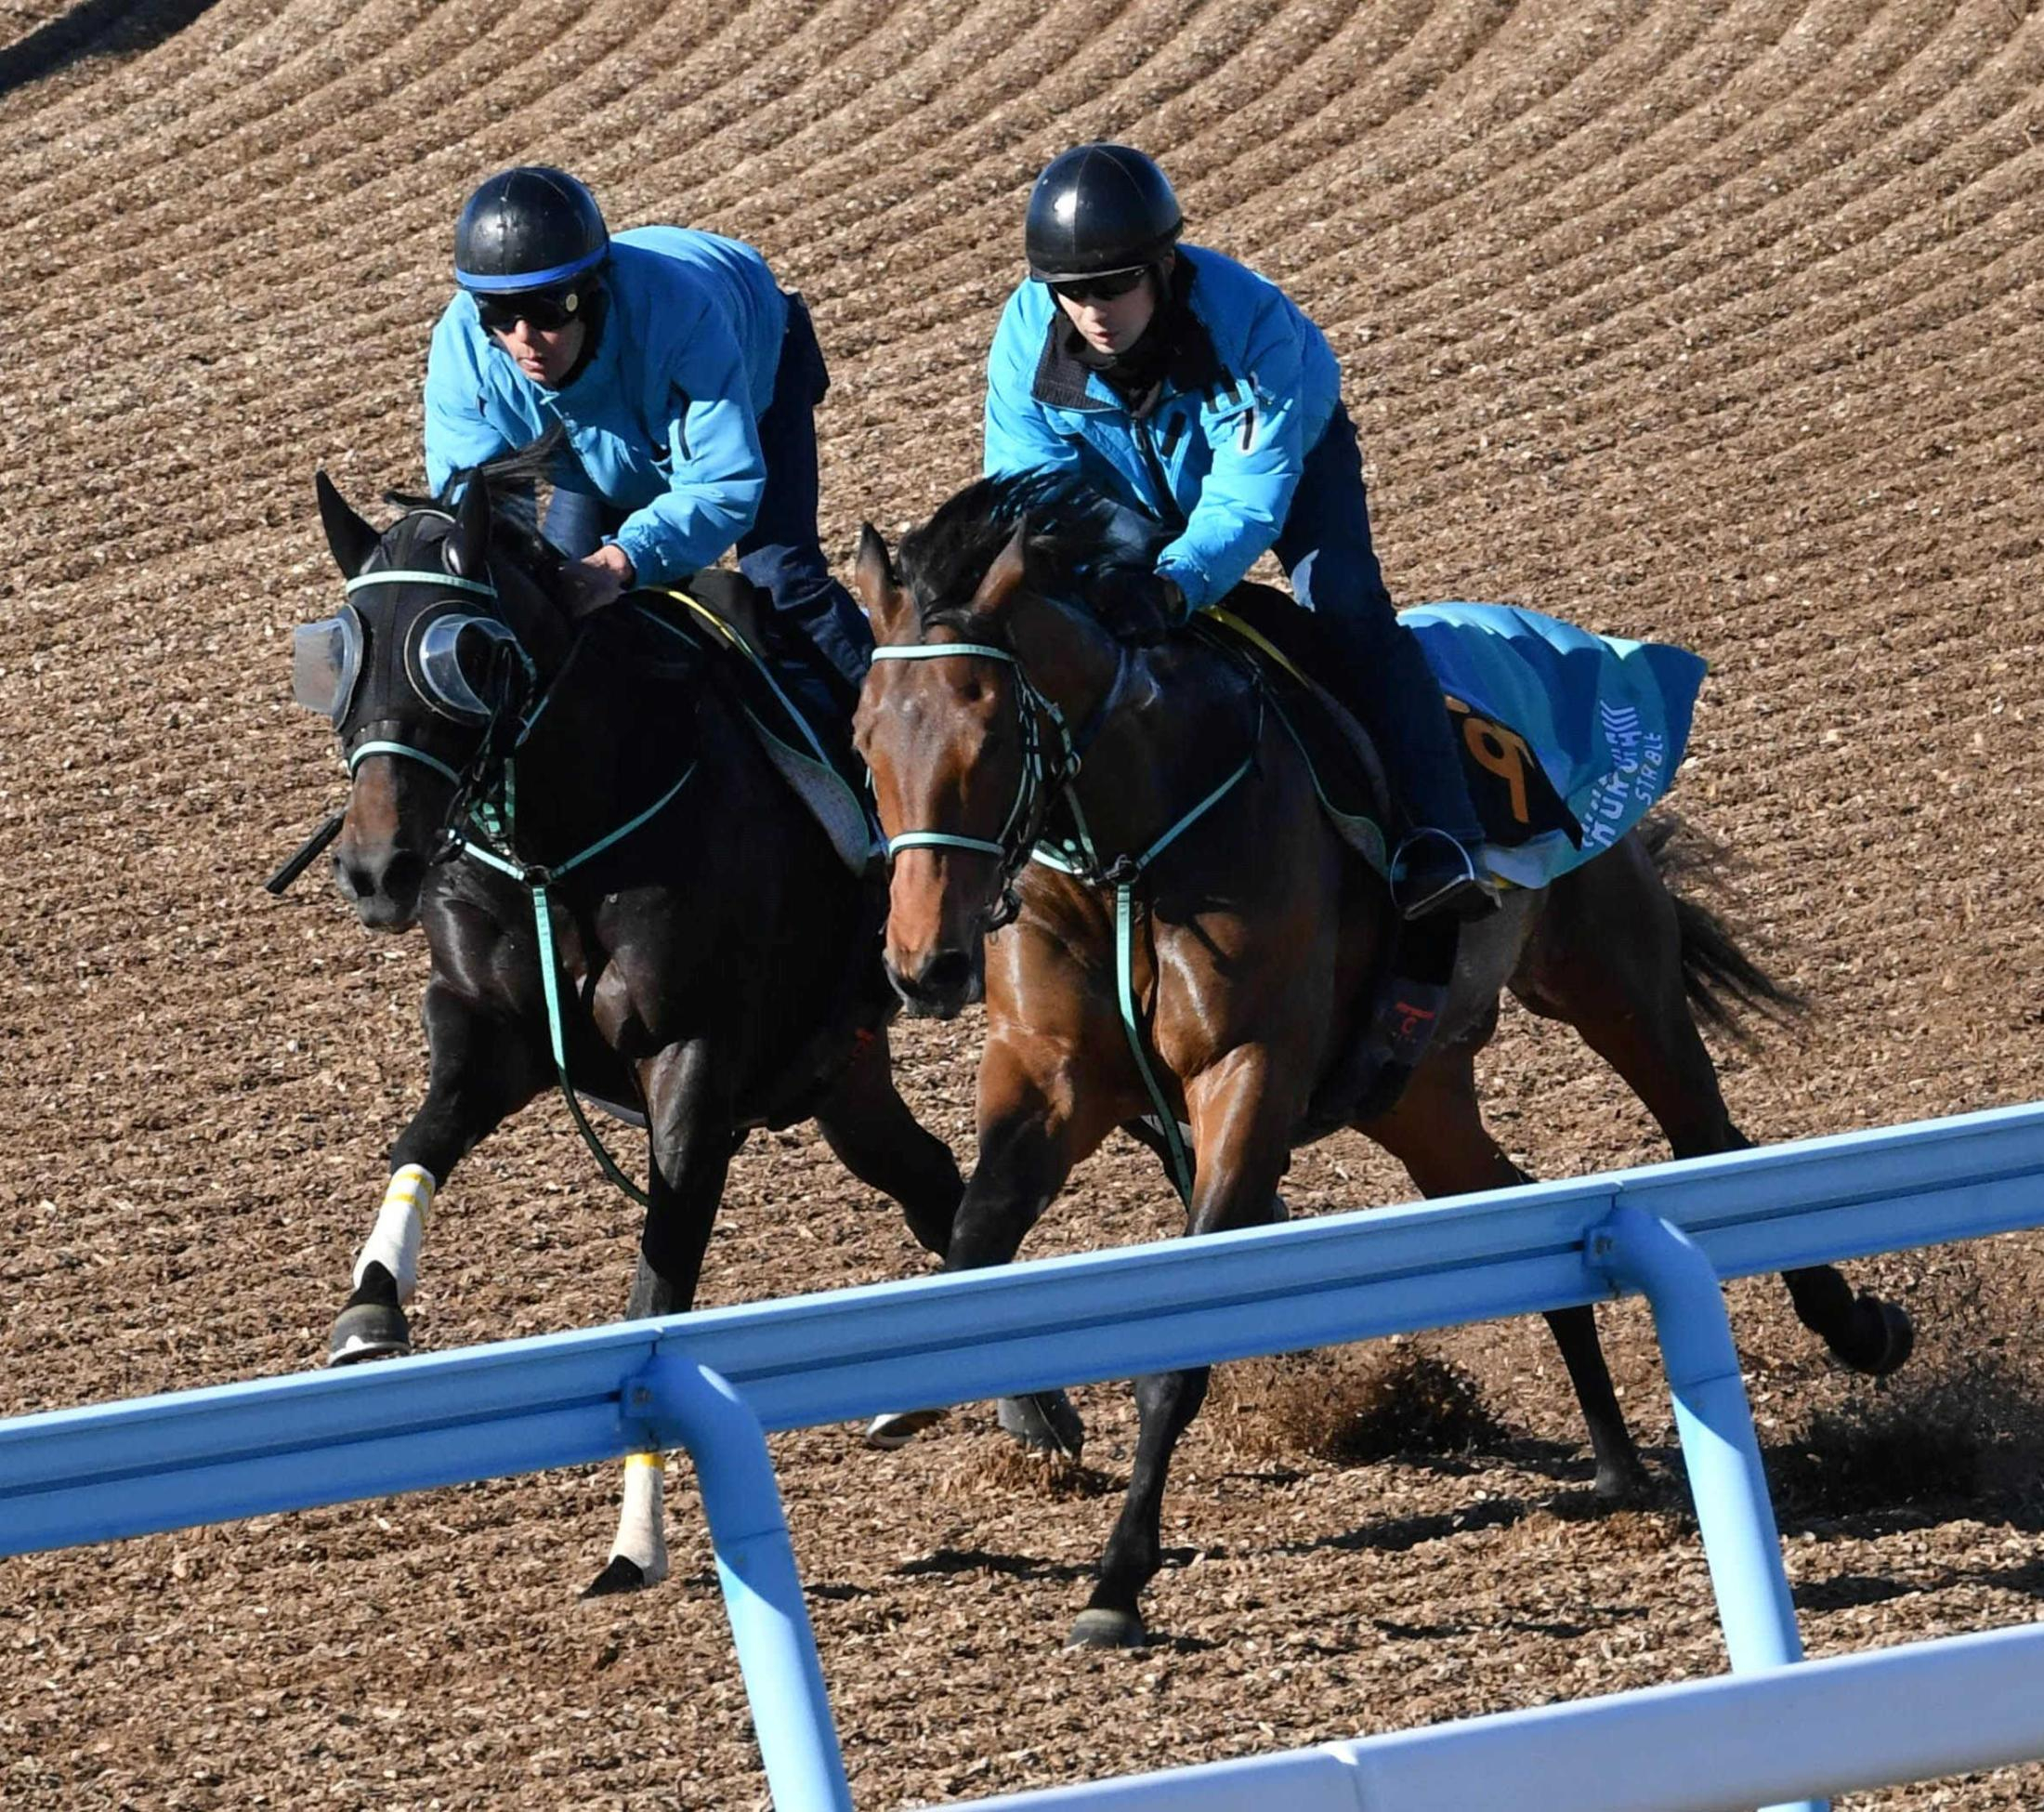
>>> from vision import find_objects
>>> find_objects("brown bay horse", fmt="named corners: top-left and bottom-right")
top-left (851, 474), bottom-right (1912, 1649)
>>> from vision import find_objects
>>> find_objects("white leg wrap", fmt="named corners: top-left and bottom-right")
top-left (352, 1164), bottom-right (435, 1300)
top-left (609, 1451), bottom-right (670, 1584)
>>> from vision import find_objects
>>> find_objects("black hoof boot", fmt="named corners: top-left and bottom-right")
top-left (1852, 1296), bottom-right (1915, 1377)
top-left (1592, 1455), bottom-right (1654, 1504)
top-left (328, 1267), bottom-right (412, 1366)
top-left (997, 1390), bottom-right (1085, 1459)
top-left (1067, 1606), bottom-right (1147, 1648)
top-left (581, 1556), bottom-right (651, 1599)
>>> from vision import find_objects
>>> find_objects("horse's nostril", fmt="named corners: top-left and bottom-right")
top-left (382, 852), bottom-right (425, 905)
top-left (334, 857), bottom-right (373, 903)
top-left (922, 950), bottom-right (976, 1000)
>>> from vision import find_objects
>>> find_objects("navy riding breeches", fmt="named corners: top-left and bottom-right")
top-left (1272, 405), bottom-right (1484, 845)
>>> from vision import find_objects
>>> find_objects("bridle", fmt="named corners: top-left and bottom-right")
top-left (335, 561), bottom-right (544, 867)
top-left (867, 636), bottom-right (1133, 928)
top-left (869, 623), bottom-right (1265, 1207)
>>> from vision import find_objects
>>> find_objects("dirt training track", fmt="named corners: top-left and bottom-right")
top-left (2, 0), bottom-right (2040, 1805)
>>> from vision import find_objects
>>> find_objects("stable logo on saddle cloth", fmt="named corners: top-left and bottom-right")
top-left (638, 584), bottom-right (882, 876)
top-left (1401, 602), bottom-right (1708, 891)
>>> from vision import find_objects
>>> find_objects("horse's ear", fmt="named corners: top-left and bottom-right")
top-left (445, 478), bottom-right (491, 580)
top-left (315, 469), bottom-right (380, 579)
top-left (968, 516), bottom-right (1032, 623)
top-left (855, 522), bottom-right (915, 642)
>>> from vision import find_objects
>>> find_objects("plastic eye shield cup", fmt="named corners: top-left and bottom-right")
top-left (1050, 268), bottom-right (1147, 305)
top-left (292, 607), bottom-right (364, 724)
top-left (409, 612), bottom-right (524, 723)
top-left (476, 290), bottom-right (580, 333)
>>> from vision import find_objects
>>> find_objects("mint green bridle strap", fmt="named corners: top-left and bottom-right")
top-left (344, 569), bottom-right (498, 598)
top-left (458, 755), bottom-right (701, 1208)
top-left (347, 740), bottom-right (465, 787)
top-left (1037, 750), bottom-right (1255, 1208)
top-left (870, 641), bottom-right (1071, 864)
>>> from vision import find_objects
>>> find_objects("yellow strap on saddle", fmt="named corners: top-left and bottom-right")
top-left (654, 586), bottom-right (767, 671)
top-left (1199, 604), bottom-right (1313, 689)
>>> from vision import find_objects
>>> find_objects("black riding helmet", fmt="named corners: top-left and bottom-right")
top-left (453, 165), bottom-right (609, 295)
top-left (1024, 143), bottom-right (1183, 283)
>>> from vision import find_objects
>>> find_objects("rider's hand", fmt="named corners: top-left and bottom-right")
top-left (559, 545), bottom-right (635, 619)
top-left (1089, 567), bottom-right (1185, 646)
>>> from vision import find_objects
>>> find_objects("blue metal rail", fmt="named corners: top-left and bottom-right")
top-left (964, 1623), bottom-right (2044, 1811)
top-left (3, 1101), bottom-right (2042, 1811)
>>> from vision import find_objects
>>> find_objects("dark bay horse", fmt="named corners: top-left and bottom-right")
top-left (295, 462), bottom-right (964, 1594)
top-left (851, 474), bottom-right (1913, 1648)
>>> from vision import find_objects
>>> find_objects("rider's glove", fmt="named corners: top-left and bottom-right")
top-left (1089, 567), bottom-right (1186, 646)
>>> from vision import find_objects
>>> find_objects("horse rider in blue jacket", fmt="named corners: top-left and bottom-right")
top-left (984, 143), bottom-right (1496, 919)
top-left (424, 165), bottom-right (872, 726)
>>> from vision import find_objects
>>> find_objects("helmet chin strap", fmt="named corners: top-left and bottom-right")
top-left (534, 276), bottom-right (606, 389)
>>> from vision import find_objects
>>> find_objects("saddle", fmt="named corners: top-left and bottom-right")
top-left (631, 574), bottom-right (882, 877)
top-left (1190, 588), bottom-right (1395, 873)
top-left (1186, 589), bottom-right (1548, 1129)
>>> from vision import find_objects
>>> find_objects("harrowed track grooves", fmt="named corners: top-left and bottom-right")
top-left (1, 0), bottom-right (2039, 1805)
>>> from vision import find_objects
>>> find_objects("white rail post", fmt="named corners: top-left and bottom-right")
top-left (632, 1353), bottom-right (853, 1812)
top-left (1591, 1203), bottom-right (1818, 1812)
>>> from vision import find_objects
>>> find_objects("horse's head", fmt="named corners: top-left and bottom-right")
top-left (295, 471), bottom-right (571, 930)
top-left (854, 478), bottom-right (1128, 1018)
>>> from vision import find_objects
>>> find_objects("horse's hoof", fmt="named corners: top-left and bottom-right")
top-left (1067, 1607), bottom-right (1147, 1649)
top-left (1863, 1298), bottom-right (1914, 1377)
top-left (997, 1391), bottom-right (1085, 1459)
top-left (864, 1407), bottom-right (949, 1450)
top-left (1592, 1458), bottom-right (1653, 1504)
top-left (580, 1556), bottom-right (652, 1599)
top-left (1829, 1294), bottom-right (1914, 1377)
top-left (327, 1300), bottom-right (413, 1366)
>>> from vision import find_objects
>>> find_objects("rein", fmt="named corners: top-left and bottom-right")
top-left (457, 754), bottom-right (700, 1210)
top-left (871, 634), bottom-right (1263, 1203)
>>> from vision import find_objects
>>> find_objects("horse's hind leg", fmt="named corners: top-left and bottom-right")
top-left (1515, 837), bottom-right (1912, 1377)
top-left (1362, 1046), bottom-right (1649, 1501)
top-left (330, 981), bottom-right (549, 1364)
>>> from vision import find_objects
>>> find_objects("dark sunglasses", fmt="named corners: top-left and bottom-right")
top-left (476, 290), bottom-right (581, 334)
top-left (1051, 268), bottom-right (1148, 305)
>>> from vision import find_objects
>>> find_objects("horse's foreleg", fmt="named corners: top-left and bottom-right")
top-left (812, 1025), bottom-right (964, 1259)
top-left (583, 1036), bottom-right (733, 1600)
top-left (330, 985), bottom-right (548, 1365)
top-left (1078, 1045), bottom-right (1298, 1649)
top-left (866, 1032), bottom-right (1120, 1455)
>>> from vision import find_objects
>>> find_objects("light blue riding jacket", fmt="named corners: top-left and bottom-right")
top-left (983, 245), bottom-right (1343, 611)
top-left (424, 226), bottom-right (789, 588)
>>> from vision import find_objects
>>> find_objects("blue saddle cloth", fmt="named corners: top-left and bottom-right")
top-left (1401, 602), bottom-right (1707, 890)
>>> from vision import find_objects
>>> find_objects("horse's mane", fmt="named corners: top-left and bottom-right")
top-left (896, 473), bottom-right (1153, 625)
top-left (381, 425), bottom-right (573, 585)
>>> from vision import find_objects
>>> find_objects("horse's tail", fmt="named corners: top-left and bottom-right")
top-left (1642, 812), bottom-right (1808, 1045)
